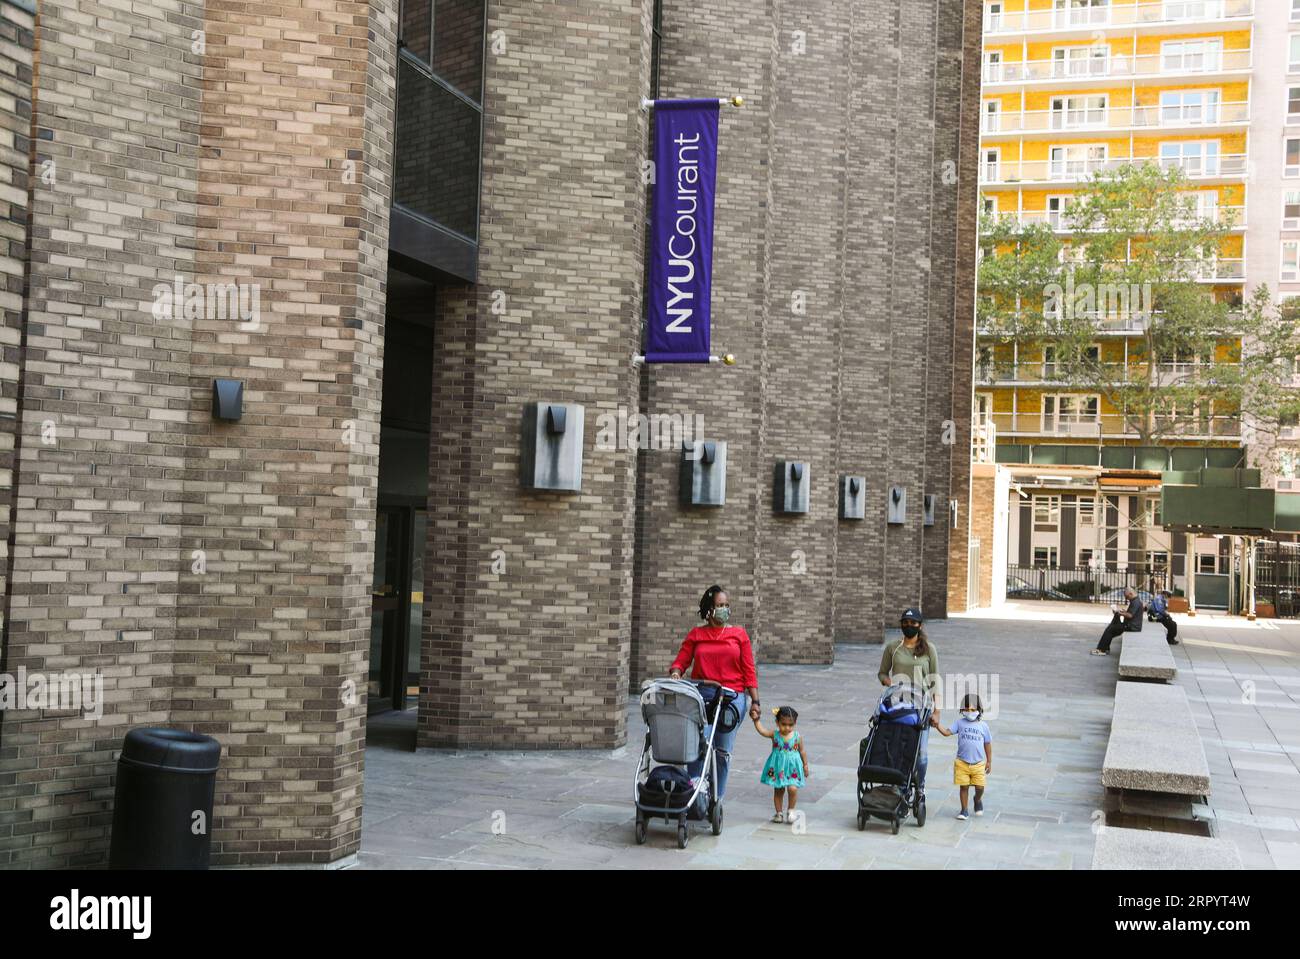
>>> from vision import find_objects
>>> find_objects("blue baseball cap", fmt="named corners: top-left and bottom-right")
top-left (900, 607), bottom-right (923, 623)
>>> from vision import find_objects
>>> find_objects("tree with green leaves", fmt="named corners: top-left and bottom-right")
top-left (978, 162), bottom-right (1300, 452)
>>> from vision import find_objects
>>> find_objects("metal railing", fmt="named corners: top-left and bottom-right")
top-left (982, 206), bottom-right (1244, 232)
top-left (982, 101), bottom-right (1249, 135)
top-left (984, 0), bottom-right (1253, 36)
top-left (984, 410), bottom-right (1241, 439)
top-left (983, 49), bottom-right (1252, 86)
top-left (1007, 564), bottom-right (1171, 603)
top-left (980, 154), bottom-right (1248, 185)
top-left (1254, 541), bottom-right (1300, 618)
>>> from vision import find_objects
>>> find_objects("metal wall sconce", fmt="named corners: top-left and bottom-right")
top-left (887, 485), bottom-right (907, 525)
top-left (681, 440), bottom-right (727, 507)
top-left (212, 378), bottom-right (244, 421)
top-left (839, 475), bottom-right (865, 520)
top-left (923, 494), bottom-right (937, 527)
top-left (521, 401), bottom-right (584, 492)
top-left (774, 460), bottom-right (810, 514)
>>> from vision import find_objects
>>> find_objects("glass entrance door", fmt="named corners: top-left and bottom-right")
top-left (368, 504), bottom-right (427, 714)
top-left (370, 507), bottom-right (409, 714)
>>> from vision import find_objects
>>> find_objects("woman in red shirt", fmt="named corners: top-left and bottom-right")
top-left (669, 585), bottom-right (761, 799)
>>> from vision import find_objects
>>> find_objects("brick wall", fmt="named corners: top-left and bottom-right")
top-left (0, 0), bottom-right (398, 869)
top-left (419, 0), bottom-right (653, 749)
top-left (633, 0), bottom-right (984, 680)
top-left (0, 0), bottom-right (34, 867)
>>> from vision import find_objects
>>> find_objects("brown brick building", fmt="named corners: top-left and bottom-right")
top-left (0, 0), bottom-right (981, 867)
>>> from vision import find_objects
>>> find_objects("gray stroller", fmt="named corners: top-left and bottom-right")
top-left (633, 678), bottom-right (740, 848)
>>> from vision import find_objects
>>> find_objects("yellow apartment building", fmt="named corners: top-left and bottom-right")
top-left (975, 0), bottom-right (1256, 587)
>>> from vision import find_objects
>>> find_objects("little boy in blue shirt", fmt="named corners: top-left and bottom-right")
top-left (936, 694), bottom-right (992, 820)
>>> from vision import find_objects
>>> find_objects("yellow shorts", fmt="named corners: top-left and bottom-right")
top-left (953, 758), bottom-right (986, 787)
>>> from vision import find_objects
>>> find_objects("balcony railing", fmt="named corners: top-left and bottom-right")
top-left (982, 101), bottom-right (1249, 135)
top-left (986, 410), bottom-right (1242, 439)
top-left (981, 154), bottom-right (1248, 185)
top-left (984, 0), bottom-right (1254, 36)
top-left (983, 49), bottom-right (1252, 86)
top-left (976, 359), bottom-right (1240, 386)
top-left (983, 206), bottom-right (1244, 232)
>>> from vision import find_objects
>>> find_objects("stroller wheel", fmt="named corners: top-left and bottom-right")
top-left (634, 813), bottom-right (647, 845)
top-left (677, 819), bottom-right (689, 849)
top-left (915, 797), bottom-right (927, 827)
top-left (710, 801), bottom-right (723, 836)
top-left (891, 814), bottom-right (901, 835)
top-left (856, 809), bottom-right (867, 832)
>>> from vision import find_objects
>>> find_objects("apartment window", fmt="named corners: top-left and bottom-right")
top-left (983, 50), bottom-right (1003, 84)
top-left (1050, 144), bottom-right (1107, 180)
top-left (1052, 45), bottom-right (1109, 79)
top-left (1033, 496), bottom-right (1061, 531)
top-left (1054, 0), bottom-right (1110, 29)
top-left (1165, 1), bottom-right (1226, 18)
top-left (1176, 190), bottom-right (1218, 227)
top-left (1160, 89), bottom-right (1220, 125)
top-left (1291, 35), bottom-right (1300, 73)
top-left (1042, 394), bottom-right (1100, 433)
top-left (1146, 551), bottom-right (1170, 570)
top-left (1287, 138), bottom-right (1300, 178)
top-left (1198, 553), bottom-right (1218, 574)
top-left (1283, 192), bottom-right (1300, 230)
top-left (1051, 94), bottom-right (1107, 129)
top-left (1290, 87), bottom-right (1300, 125)
top-left (983, 148), bottom-right (1001, 182)
top-left (1078, 498), bottom-right (1098, 526)
top-left (1079, 548), bottom-right (1094, 567)
top-left (983, 100), bottom-right (1002, 133)
top-left (1161, 39), bottom-right (1222, 73)
top-left (1284, 241), bottom-right (1300, 283)
top-left (985, 2), bottom-right (1004, 32)
top-left (1046, 195), bottom-right (1075, 230)
top-left (1160, 140), bottom-right (1219, 176)
top-left (1033, 546), bottom-right (1060, 569)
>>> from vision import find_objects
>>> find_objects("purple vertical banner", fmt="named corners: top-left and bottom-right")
top-left (645, 99), bottom-right (720, 364)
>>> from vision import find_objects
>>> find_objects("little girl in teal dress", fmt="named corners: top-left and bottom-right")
top-left (754, 706), bottom-right (811, 823)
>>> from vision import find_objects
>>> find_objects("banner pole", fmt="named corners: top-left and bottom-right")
top-left (641, 96), bottom-right (744, 111)
top-left (633, 354), bottom-right (737, 367)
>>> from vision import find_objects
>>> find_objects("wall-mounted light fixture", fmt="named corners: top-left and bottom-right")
top-left (521, 402), bottom-right (584, 492)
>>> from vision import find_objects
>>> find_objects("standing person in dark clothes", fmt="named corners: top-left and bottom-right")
top-left (1091, 586), bottom-right (1144, 656)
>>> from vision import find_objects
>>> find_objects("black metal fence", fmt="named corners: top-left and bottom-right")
top-left (1255, 541), bottom-right (1300, 618)
top-left (1006, 565), bottom-right (1170, 603)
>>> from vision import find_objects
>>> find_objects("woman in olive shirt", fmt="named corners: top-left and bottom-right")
top-left (877, 607), bottom-right (941, 793)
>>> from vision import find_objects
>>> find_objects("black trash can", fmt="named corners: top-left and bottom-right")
top-left (109, 728), bottom-right (221, 870)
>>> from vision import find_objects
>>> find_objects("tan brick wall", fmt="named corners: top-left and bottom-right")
top-left (0, 0), bottom-right (397, 868)
top-left (176, 0), bottom-right (397, 867)
top-left (0, 0), bottom-right (34, 866)
top-left (419, 0), bottom-right (652, 749)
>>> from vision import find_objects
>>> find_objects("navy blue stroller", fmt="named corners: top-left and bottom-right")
top-left (857, 681), bottom-right (933, 834)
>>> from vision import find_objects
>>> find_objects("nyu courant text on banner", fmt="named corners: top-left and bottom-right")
top-left (644, 99), bottom-right (720, 364)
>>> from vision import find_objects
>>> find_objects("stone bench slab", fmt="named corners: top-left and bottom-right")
top-left (1093, 826), bottom-right (1242, 870)
top-left (1118, 632), bottom-right (1177, 681)
top-left (1102, 682), bottom-right (1210, 795)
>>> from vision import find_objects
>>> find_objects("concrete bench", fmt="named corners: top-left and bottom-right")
top-left (1102, 682), bottom-right (1210, 796)
top-left (1117, 632), bottom-right (1177, 682)
top-left (1093, 826), bottom-right (1242, 870)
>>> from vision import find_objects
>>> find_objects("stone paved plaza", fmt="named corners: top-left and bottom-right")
top-left (354, 606), bottom-right (1300, 869)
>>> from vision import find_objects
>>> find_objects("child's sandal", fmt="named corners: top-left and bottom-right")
top-left (770, 812), bottom-right (784, 823)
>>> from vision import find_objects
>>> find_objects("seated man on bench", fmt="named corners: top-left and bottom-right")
top-left (1149, 589), bottom-right (1179, 646)
top-left (1092, 586), bottom-right (1144, 656)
